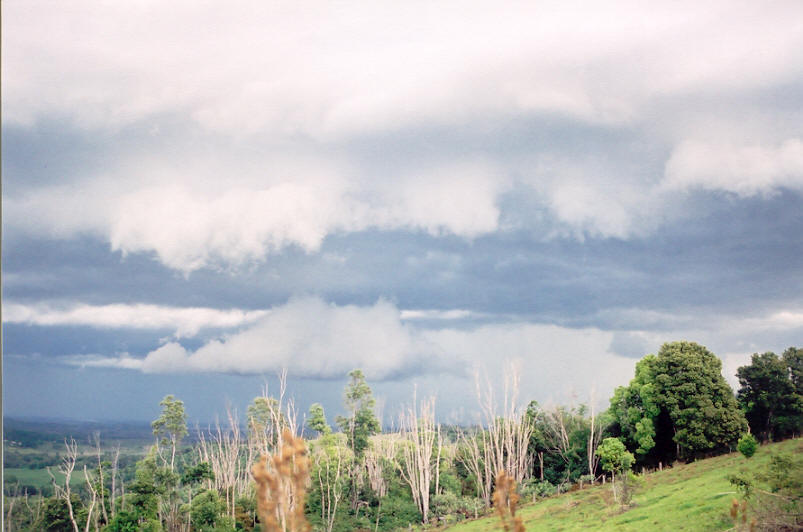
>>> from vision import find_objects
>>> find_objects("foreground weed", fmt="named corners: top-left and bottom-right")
top-left (493, 471), bottom-right (525, 532)
top-left (252, 428), bottom-right (311, 532)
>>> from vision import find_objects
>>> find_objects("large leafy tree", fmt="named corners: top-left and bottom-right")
top-left (611, 341), bottom-right (747, 463)
top-left (737, 349), bottom-right (803, 441)
top-left (783, 347), bottom-right (803, 395)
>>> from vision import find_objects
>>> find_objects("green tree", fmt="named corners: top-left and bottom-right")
top-left (182, 461), bottom-right (215, 508)
top-left (596, 437), bottom-right (634, 478)
top-left (783, 347), bottom-right (803, 394)
top-left (596, 437), bottom-right (636, 507)
top-left (336, 370), bottom-right (380, 457)
top-left (611, 341), bottom-right (747, 463)
top-left (308, 403), bottom-right (331, 436)
top-left (335, 369), bottom-right (380, 514)
top-left (36, 494), bottom-right (84, 532)
top-left (127, 449), bottom-right (176, 524)
top-left (782, 347), bottom-right (803, 434)
top-left (151, 395), bottom-right (188, 472)
top-left (609, 359), bottom-right (659, 458)
top-left (190, 489), bottom-right (227, 529)
top-left (737, 351), bottom-right (802, 441)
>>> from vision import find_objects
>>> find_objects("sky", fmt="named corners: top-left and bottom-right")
top-left (3, 0), bottom-right (803, 426)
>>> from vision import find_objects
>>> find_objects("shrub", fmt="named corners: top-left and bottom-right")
top-left (520, 480), bottom-right (556, 501)
top-left (737, 434), bottom-right (758, 458)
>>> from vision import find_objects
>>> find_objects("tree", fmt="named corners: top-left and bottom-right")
top-left (611, 341), bottom-right (747, 463)
top-left (310, 434), bottom-right (348, 532)
top-left (335, 369), bottom-right (380, 513)
top-left (397, 394), bottom-right (439, 524)
top-left (336, 370), bottom-right (381, 457)
top-left (596, 437), bottom-right (634, 478)
top-left (190, 489), bottom-right (227, 529)
top-left (783, 347), bottom-right (803, 394)
top-left (308, 403), bottom-right (331, 436)
top-left (151, 395), bottom-right (188, 472)
top-left (596, 437), bottom-right (636, 506)
top-left (737, 351), bottom-right (802, 441)
top-left (609, 360), bottom-right (660, 459)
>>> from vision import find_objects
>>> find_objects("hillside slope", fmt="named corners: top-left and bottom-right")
top-left (443, 438), bottom-right (801, 531)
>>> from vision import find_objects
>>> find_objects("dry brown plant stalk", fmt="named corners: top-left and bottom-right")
top-left (252, 427), bottom-right (311, 532)
top-left (493, 471), bottom-right (525, 532)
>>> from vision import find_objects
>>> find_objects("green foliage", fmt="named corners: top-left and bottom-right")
top-left (151, 395), bottom-right (188, 445)
top-left (336, 369), bottom-right (380, 456)
top-left (151, 395), bottom-right (188, 472)
top-left (127, 450), bottom-right (177, 522)
top-left (526, 401), bottom-right (592, 483)
top-left (182, 461), bottom-right (215, 485)
top-left (103, 511), bottom-right (140, 532)
top-left (438, 470), bottom-right (462, 496)
top-left (430, 492), bottom-right (481, 521)
top-left (520, 479), bottom-right (558, 500)
top-left (36, 495), bottom-right (83, 532)
top-left (611, 341), bottom-right (748, 464)
top-left (307, 402), bottom-right (331, 435)
top-left (737, 348), bottom-right (803, 441)
top-left (737, 434), bottom-right (758, 458)
top-left (371, 482), bottom-right (422, 530)
top-left (190, 489), bottom-right (227, 528)
top-left (596, 437), bottom-right (634, 474)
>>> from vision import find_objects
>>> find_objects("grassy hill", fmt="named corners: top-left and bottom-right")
top-left (442, 438), bottom-right (801, 531)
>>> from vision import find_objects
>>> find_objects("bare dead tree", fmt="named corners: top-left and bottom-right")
top-left (89, 432), bottom-right (109, 526)
top-left (109, 444), bottom-right (121, 519)
top-left (457, 363), bottom-right (533, 508)
top-left (197, 407), bottom-right (246, 523)
top-left (456, 426), bottom-right (494, 507)
top-left (397, 394), bottom-right (439, 524)
top-left (82, 465), bottom-right (98, 532)
top-left (48, 438), bottom-right (80, 532)
top-left (365, 433), bottom-right (399, 532)
top-left (312, 440), bottom-right (346, 532)
top-left (586, 388), bottom-right (605, 480)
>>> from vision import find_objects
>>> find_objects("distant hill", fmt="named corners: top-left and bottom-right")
top-left (3, 417), bottom-right (154, 447)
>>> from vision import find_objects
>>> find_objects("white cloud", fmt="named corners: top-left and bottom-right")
top-left (6, 161), bottom-right (503, 272)
top-left (4, 2), bottom-right (801, 138)
top-left (133, 297), bottom-right (423, 378)
top-left (57, 298), bottom-right (803, 408)
top-left (77, 297), bottom-right (636, 405)
top-left (400, 309), bottom-right (479, 321)
top-left (4, 1), bottom-right (802, 266)
top-left (3, 302), bottom-right (267, 337)
top-left (663, 138), bottom-right (803, 196)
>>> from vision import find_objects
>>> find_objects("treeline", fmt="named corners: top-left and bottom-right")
top-left (4, 341), bottom-right (801, 531)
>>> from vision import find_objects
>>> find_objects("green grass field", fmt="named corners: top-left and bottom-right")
top-left (3, 468), bottom-right (67, 489)
top-left (442, 438), bottom-right (801, 532)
